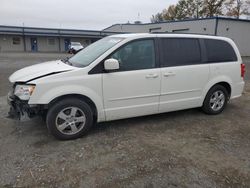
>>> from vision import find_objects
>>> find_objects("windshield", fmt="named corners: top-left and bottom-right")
top-left (68, 37), bottom-right (124, 67)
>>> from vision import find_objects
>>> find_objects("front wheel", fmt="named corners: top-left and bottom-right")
top-left (202, 85), bottom-right (229, 115)
top-left (46, 98), bottom-right (93, 140)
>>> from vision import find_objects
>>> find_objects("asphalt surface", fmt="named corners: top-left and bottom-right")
top-left (0, 53), bottom-right (250, 187)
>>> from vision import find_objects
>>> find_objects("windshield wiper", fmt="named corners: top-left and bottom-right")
top-left (61, 57), bottom-right (73, 66)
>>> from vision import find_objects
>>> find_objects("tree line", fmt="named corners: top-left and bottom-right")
top-left (151, 0), bottom-right (250, 23)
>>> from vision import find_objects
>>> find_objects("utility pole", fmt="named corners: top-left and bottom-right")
top-left (22, 22), bottom-right (26, 52)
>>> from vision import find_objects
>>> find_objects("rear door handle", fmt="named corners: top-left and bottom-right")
top-left (164, 72), bottom-right (176, 77)
top-left (146, 74), bottom-right (159, 78)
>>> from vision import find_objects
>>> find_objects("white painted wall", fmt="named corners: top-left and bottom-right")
top-left (0, 35), bottom-right (24, 52)
top-left (38, 37), bottom-right (60, 52)
top-left (104, 18), bottom-right (250, 56)
top-left (217, 19), bottom-right (250, 57)
top-left (0, 35), bottom-right (94, 52)
top-left (104, 19), bottom-right (216, 35)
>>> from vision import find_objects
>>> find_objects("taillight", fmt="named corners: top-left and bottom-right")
top-left (241, 63), bottom-right (246, 78)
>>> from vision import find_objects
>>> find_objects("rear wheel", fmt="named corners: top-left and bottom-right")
top-left (46, 98), bottom-right (93, 140)
top-left (202, 85), bottom-right (229, 115)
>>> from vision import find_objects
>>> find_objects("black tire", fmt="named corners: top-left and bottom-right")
top-left (46, 98), bottom-right (93, 140)
top-left (202, 85), bottom-right (229, 115)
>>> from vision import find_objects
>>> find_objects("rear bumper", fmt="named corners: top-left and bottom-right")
top-left (7, 92), bottom-right (39, 121)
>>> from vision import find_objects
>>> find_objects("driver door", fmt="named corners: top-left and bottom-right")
top-left (102, 39), bottom-right (161, 121)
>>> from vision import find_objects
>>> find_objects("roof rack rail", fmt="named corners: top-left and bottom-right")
top-left (149, 31), bottom-right (216, 36)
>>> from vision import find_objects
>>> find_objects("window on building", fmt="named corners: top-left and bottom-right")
top-left (13, 37), bottom-right (21, 45)
top-left (110, 39), bottom-right (156, 71)
top-left (160, 38), bottom-right (201, 67)
top-left (204, 39), bottom-right (237, 63)
top-left (149, 27), bottom-right (162, 33)
top-left (48, 38), bottom-right (55, 45)
top-left (172, 28), bottom-right (190, 33)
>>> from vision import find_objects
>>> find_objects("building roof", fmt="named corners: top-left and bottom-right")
top-left (0, 25), bottom-right (121, 38)
top-left (1, 17), bottom-right (249, 37)
top-left (103, 17), bottom-right (250, 31)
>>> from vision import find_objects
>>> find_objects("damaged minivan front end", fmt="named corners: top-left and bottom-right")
top-left (7, 83), bottom-right (41, 121)
top-left (7, 59), bottom-right (76, 121)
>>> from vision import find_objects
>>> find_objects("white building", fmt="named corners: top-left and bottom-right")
top-left (103, 17), bottom-right (250, 56)
top-left (1, 17), bottom-right (250, 56)
top-left (0, 26), bottom-right (118, 53)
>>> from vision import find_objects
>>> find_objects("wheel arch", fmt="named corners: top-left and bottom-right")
top-left (48, 94), bottom-right (98, 121)
top-left (29, 84), bottom-right (106, 122)
top-left (202, 81), bottom-right (232, 103)
top-left (215, 82), bottom-right (231, 97)
top-left (202, 78), bottom-right (232, 103)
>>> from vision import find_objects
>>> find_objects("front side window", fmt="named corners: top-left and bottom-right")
top-left (110, 39), bottom-right (156, 71)
top-left (160, 38), bottom-right (201, 67)
top-left (69, 37), bottom-right (124, 67)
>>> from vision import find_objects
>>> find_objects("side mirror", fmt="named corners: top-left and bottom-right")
top-left (104, 58), bottom-right (119, 71)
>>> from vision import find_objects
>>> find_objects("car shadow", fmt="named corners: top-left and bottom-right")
top-left (9, 105), bottom-right (232, 141)
top-left (88, 108), bottom-right (204, 136)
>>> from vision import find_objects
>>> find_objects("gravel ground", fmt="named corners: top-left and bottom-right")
top-left (0, 53), bottom-right (250, 188)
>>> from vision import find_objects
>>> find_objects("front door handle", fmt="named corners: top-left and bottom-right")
top-left (164, 72), bottom-right (176, 77)
top-left (146, 74), bottom-right (159, 78)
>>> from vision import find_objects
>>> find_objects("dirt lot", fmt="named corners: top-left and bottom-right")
top-left (0, 53), bottom-right (250, 188)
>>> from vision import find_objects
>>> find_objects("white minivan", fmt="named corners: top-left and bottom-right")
top-left (8, 34), bottom-right (245, 140)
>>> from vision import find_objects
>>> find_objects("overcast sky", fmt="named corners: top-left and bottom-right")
top-left (0, 0), bottom-right (178, 30)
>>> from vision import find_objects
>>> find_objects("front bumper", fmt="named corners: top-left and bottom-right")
top-left (7, 92), bottom-right (39, 121)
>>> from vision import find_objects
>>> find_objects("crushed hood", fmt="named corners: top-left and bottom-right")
top-left (9, 60), bottom-right (77, 83)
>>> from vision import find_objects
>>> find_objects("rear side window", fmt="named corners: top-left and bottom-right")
top-left (160, 38), bottom-right (201, 67)
top-left (204, 39), bottom-right (237, 63)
